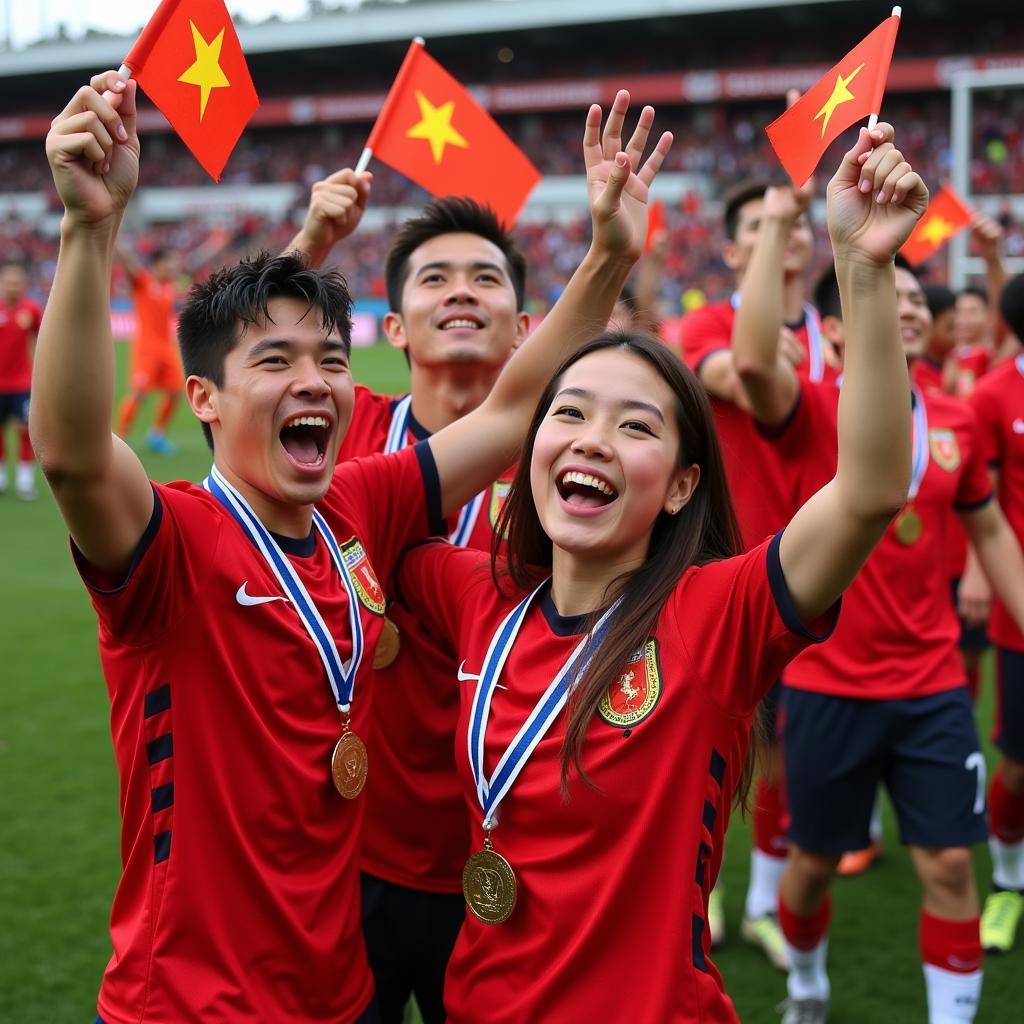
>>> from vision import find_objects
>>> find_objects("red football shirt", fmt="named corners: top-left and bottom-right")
top-left (971, 356), bottom-right (1024, 652)
top-left (0, 296), bottom-right (42, 392)
top-left (131, 270), bottom-right (176, 357)
top-left (680, 299), bottom-right (838, 550)
top-left (398, 534), bottom-right (836, 1024)
top-left (341, 385), bottom-right (512, 892)
top-left (912, 356), bottom-right (946, 395)
top-left (78, 444), bottom-right (440, 1024)
top-left (776, 379), bottom-right (992, 699)
top-left (954, 345), bottom-right (991, 399)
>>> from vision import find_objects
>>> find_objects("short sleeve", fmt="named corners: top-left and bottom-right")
top-left (670, 533), bottom-right (839, 717)
top-left (954, 409), bottom-right (994, 511)
top-left (394, 540), bottom-right (490, 649)
top-left (969, 384), bottom-right (1002, 468)
top-left (72, 483), bottom-right (222, 645)
top-left (324, 441), bottom-right (445, 586)
top-left (679, 305), bottom-right (731, 374)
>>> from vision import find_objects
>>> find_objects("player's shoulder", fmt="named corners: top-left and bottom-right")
top-left (680, 299), bottom-right (733, 332)
top-left (923, 387), bottom-right (977, 427)
top-left (971, 355), bottom-right (1021, 399)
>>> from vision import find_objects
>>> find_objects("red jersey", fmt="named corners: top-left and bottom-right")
top-left (79, 444), bottom-right (441, 1024)
top-left (913, 356), bottom-right (946, 395)
top-left (341, 385), bottom-right (511, 892)
top-left (680, 298), bottom-right (838, 550)
top-left (776, 379), bottom-right (992, 699)
top-left (954, 345), bottom-right (991, 398)
top-left (398, 534), bottom-right (837, 1024)
top-left (971, 356), bottom-right (1024, 651)
top-left (0, 296), bottom-right (42, 392)
top-left (131, 270), bottom-right (176, 356)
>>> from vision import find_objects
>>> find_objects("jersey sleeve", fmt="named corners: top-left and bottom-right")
top-left (679, 305), bottom-right (731, 374)
top-left (394, 540), bottom-right (490, 649)
top-left (670, 533), bottom-right (839, 717)
top-left (326, 441), bottom-right (446, 586)
top-left (72, 482), bottom-right (223, 645)
top-left (955, 408), bottom-right (994, 511)
top-left (969, 382), bottom-right (1002, 468)
top-left (766, 378), bottom-right (838, 506)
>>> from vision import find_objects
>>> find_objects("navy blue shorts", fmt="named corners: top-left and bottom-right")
top-left (0, 390), bottom-right (29, 425)
top-left (994, 646), bottom-right (1024, 761)
top-left (781, 686), bottom-right (988, 853)
top-left (952, 578), bottom-right (991, 654)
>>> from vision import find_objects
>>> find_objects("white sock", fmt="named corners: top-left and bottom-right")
top-left (786, 937), bottom-right (829, 1002)
top-left (922, 964), bottom-right (982, 1023)
top-left (745, 848), bottom-right (786, 918)
top-left (870, 789), bottom-right (884, 842)
top-left (990, 837), bottom-right (1024, 891)
top-left (15, 461), bottom-right (33, 492)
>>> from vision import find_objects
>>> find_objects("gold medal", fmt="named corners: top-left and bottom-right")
top-left (331, 724), bottom-right (368, 799)
top-left (373, 616), bottom-right (401, 669)
top-left (463, 834), bottom-right (517, 925)
top-left (894, 506), bottom-right (923, 545)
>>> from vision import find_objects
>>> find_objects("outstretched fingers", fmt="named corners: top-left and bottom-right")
top-left (622, 105), bottom-right (655, 171)
top-left (582, 103), bottom-right (604, 172)
top-left (601, 90), bottom-right (630, 161)
top-left (593, 152), bottom-right (632, 218)
top-left (636, 131), bottom-right (673, 189)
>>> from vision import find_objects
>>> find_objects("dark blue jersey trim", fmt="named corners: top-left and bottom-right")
top-left (709, 748), bottom-right (726, 786)
top-left (406, 408), bottom-right (432, 442)
top-left (702, 799), bottom-right (717, 831)
top-left (153, 830), bottom-right (172, 864)
top-left (414, 440), bottom-right (447, 537)
top-left (147, 733), bottom-right (173, 765)
top-left (73, 484), bottom-right (163, 595)
top-left (270, 526), bottom-right (317, 557)
top-left (151, 783), bottom-right (174, 813)
top-left (144, 683), bottom-right (171, 719)
top-left (691, 914), bottom-right (709, 972)
top-left (539, 585), bottom-right (592, 637)
top-left (955, 492), bottom-right (993, 513)
top-left (768, 530), bottom-right (840, 642)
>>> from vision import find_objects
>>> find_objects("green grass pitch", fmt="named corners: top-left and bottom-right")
top-left (1, 340), bottom-right (1021, 1021)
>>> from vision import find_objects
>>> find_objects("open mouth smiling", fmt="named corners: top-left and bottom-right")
top-left (439, 313), bottom-right (485, 331)
top-left (556, 469), bottom-right (619, 509)
top-left (279, 413), bottom-right (332, 468)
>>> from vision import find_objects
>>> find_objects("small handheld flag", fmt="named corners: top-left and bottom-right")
top-left (900, 185), bottom-right (973, 266)
top-left (360, 39), bottom-right (541, 225)
top-left (765, 8), bottom-right (901, 187)
top-left (123, 0), bottom-right (259, 182)
top-left (644, 200), bottom-right (666, 254)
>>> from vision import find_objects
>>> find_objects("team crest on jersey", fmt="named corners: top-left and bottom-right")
top-left (598, 638), bottom-right (661, 728)
top-left (489, 480), bottom-right (512, 530)
top-left (929, 428), bottom-right (961, 472)
top-left (340, 537), bottom-right (386, 614)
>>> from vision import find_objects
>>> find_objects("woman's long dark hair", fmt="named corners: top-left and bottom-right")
top-left (492, 332), bottom-right (764, 806)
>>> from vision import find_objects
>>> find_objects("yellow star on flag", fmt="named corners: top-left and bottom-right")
top-left (405, 91), bottom-right (469, 164)
top-left (920, 216), bottom-right (956, 246)
top-left (813, 62), bottom-right (865, 138)
top-left (178, 21), bottom-right (231, 121)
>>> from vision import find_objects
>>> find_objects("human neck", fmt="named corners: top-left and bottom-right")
top-left (782, 273), bottom-right (806, 324)
top-left (215, 461), bottom-right (314, 539)
top-left (408, 362), bottom-right (502, 433)
top-left (549, 546), bottom-right (644, 618)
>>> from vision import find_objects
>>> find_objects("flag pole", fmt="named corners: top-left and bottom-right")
top-left (867, 7), bottom-right (901, 130)
top-left (356, 36), bottom-right (426, 176)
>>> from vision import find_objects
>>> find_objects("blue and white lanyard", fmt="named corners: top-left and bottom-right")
top-left (731, 291), bottom-right (826, 383)
top-left (385, 394), bottom-right (486, 547)
top-left (1016, 354), bottom-right (1024, 380)
top-left (468, 586), bottom-right (620, 830)
top-left (909, 388), bottom-right (929, 502)
top-left (204, 466), bottom-right (364, 716)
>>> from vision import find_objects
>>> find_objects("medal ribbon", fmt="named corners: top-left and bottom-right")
top-left (468, 586), bottom-right (620, 829)
top-left (385, 394), bottom-right (487, 547)
top-left (908, 388), bottom-right (929, 502)
top-left (204, 466), bottom-right (364, 715)
top-left (731, 292), bottom-right (826, 383)
top-left (1016, 353), bottom-right (1024, 379)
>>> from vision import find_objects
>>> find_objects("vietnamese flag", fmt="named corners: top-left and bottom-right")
top-left (644, 200), bottom-right (666, 253)
top-left (366, 40), bottom-right (540, 225)
top-left (765, 10), bottom-right (901, 187)
top-left (124, 0), bottom-right (259, 181)
top-left (900, 185), bottom-right (973, 266)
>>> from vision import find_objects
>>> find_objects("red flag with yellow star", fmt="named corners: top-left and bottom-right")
top-left (124, 0), bottom-right (259, 182)
top-left (366, 40), bottom-right (540, 225)
top-left (765, 12), bottom-right (901, 187)
top-left (900, 185), bottom-right (973, 266)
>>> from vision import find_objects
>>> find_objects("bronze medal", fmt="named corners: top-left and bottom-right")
top-left (373, 616), bottom-right (401, 669)
top-left (331, 728), bottom-right (368, 799)
top-left (463, 841), bottom-right (517, 925)
top-left (894, 506), bottom-right (923, 545)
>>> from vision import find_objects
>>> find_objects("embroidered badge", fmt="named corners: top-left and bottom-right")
top-left (340, 537), bottom-right (386, 614)
top-left (929, 428), bottom-right (961, 472)
top-left (598, 638), bottom-right (662, 728)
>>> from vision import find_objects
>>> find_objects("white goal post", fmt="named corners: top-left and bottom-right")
top-left (949, 65), bottom-right (1024, 288)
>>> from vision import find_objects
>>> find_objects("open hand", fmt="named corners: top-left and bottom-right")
top-left (827, 123), bottom-right (928, 265)
top-left (45, 70), bottom-right (140, 228)
top-left (584, 90), bottom-right (673, 264)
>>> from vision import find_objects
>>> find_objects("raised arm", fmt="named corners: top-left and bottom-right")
top-left (285, 168), bottom-right (373, 268)
top-left (428, 91), bottom-right (672, 516)
top-left (115, 242), bottom-right (143, 283)
top-left (779, 125), bottom-right (927, 620)
top-left (30, 71), bottom-right (153, 574)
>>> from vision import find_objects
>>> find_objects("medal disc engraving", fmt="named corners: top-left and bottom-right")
top-left (894, 507), bottom-right (922, 545)
top-left (331, 730), bottom-right (368, 799)
top-left (373, 617), bottom-right (401, 669)
top-left (463, 848), bottom-right (517, 924)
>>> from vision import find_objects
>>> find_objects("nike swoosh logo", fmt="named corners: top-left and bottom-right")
top-left (457, 660), bottom-right (506, 690)
top-left (235, 582), bottom-right (289, 607)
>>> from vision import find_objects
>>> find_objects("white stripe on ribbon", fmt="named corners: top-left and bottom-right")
top-left (909, 388), bottom-right (929, 502)
top-left (731, 292), bottom-right (827, 383)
